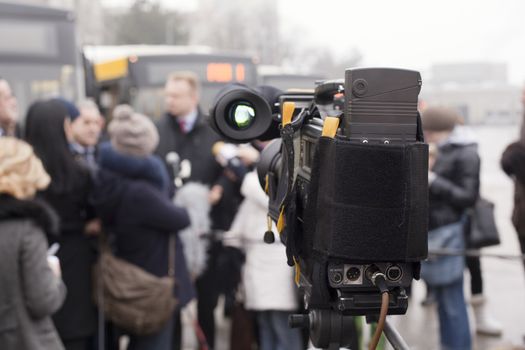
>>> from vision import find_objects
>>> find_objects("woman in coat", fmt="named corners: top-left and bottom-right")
top-left (91, 106), bottom-right (191, 350)
top-left (224, 170), bottom-right (303, 350)
top-left (25, 99), bottom-right (97, 350)
top-left (421, 107), bottom-right (478, 350)
top-left (0, 137), bottom-right (66, 350)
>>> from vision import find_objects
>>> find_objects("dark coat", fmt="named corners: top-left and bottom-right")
top-left (37, 167), bottom-right (98, 340)
top-left (98, 142), bottom-right (170, 195)
top-left (155, 111), bottom-right (241, 230)
top-left (429, 129), bottom-right (480, 231)
top-left (501, 141), bottom-right (525, 240)
top-left (0, 195), bottom-right (66, 350)
top-left (91, 156), bottom-right (195, 306)
top-left (156, 110), bottom-right (223, 185)
top-left (92, 170), bottom-right (190, 275)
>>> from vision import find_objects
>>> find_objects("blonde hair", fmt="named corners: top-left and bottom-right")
top-left (166, 71), bottom-right (200, 93)
top-left (0, 137), bottom-right (50, 199)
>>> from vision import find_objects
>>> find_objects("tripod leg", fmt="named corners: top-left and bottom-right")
top-left (383, 319), bottom-right (409, 350)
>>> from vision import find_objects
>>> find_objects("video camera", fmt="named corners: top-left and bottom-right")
top-left (210, 68), bottom-right (428, 348)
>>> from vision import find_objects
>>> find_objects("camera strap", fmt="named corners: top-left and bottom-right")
top-left (280, 114), bottom-right (341, 275)
top-left (278, 102), bottom-right (303, 268)
top-left (280, 122), bottom-right (299, 266)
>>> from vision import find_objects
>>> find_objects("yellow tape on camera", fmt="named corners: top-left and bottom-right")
top-left (321, 116), bottom-right (340, 138)
top-left (293, 257), bottom-right (301, 286)
top-left (282, 102), bottom-right (295, 126)
top-left (277, 207), bottom-right (285, 234)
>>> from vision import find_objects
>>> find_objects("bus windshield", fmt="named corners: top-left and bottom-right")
top-left (0, 2), bottom-right (80, 121)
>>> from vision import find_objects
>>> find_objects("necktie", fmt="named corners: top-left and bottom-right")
top-left (178, 119), bottom-right (186, 134)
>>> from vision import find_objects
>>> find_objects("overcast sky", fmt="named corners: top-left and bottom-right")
top-left (103, 0), bottom-right (525, 84)
top-left (281, 0), bottom-right (525, 84)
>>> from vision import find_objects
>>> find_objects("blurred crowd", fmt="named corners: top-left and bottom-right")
top-left (0, 71), bottom-right (525, 350)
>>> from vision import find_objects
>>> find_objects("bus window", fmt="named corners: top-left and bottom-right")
top-left (207, 63), bottom-right (233, 83)
top-left (235, 64), bottom-right (245, 82)
top-left (84, 46), bottom-right (259, 119)
top-left (0, 20), bottom-right (58, 58)
top-left (0, 3), bottom-right (80, 119)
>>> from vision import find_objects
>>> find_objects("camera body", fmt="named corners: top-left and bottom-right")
top-left (210, 68), bottom-right (428, 348)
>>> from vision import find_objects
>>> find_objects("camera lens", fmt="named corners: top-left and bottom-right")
top-left (210, 85), bottom-right (274, 142)
top-left (228, 102), bottom-right (255, 130)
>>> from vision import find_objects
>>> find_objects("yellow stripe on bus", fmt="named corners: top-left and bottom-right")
top-left (94, 58), bottom-right (129, 82)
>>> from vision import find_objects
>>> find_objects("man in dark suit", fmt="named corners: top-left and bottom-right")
top-left (156, 71), bottom-right (241, 349)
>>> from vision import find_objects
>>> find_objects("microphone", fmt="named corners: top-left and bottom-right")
top-left (166, 151), bottom-right (191, 188)
top-left (212, 142), bottom-right (248, 183)
top-left (166, 151), bottom-right (183, 188)
top-left (166, 151), bottom-right (180, 171)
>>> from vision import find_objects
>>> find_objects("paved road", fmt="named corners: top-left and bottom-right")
top-left (185, 124), bottom-right (525, 350)
top-left (390, 124), bottom-right (525, 350)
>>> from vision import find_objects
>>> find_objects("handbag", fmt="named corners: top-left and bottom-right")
top-left (421, 221), bottom-right (465, 286)
top-left (230, 302), bottom-right (256, 350)
top-left (93, 234), bottom-right (178, 336)
top-left (466, 197), bottom-right (501, 249)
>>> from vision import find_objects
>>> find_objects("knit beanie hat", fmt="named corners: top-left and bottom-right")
top-left (421, 106), bottom-right (461, 132)
top-left (55, 98), bottom-right (81, 121)
top-left (108, 104), bottom-right (159, 157)
top-left (0, 137), bottom-right (50, 199)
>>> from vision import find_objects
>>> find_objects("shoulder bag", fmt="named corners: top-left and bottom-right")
top-left (93, 234), bottom-right (178, 336)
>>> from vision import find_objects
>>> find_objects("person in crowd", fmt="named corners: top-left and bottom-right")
top-left (91, 105), bottom-right (191, 350)
top-left (0, 78), bottom-right (18, 137)
top-left (24, 99), bottom-right (97, 350)
top-left (61, 99), bottom-right (104, 173)
top-left (224, 168), bottom-right (303, 350)
top-left (421, 106), bottom-right (478, 350)
top-left (501, 87), bottom-right (525, 274)
top-left (0, 137), bottom-right (66, 349)
top-left (449, 117), bottom-right (502, 337)
top-left (155, 71), bottom-right (241, 349)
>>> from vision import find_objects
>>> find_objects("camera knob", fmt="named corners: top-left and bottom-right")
top-left (289, 314), bottom-right (310, 329)
top-left (263, 230), bottom-right (275, 244)
top-left (352, 78), bottom-right (368, 97)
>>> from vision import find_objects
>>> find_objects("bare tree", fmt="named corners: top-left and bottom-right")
top-left (104, 0), bottom-right (189, 45)
top-left (190, 0), bottom-right (282, 64)
top-left (281, 45), bottom-right (362, 78)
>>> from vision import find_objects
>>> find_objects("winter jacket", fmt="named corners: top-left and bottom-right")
top-left (501, 140), bottom-right (525, 240)
top-left (225, 171), bottom-right (298, 311)
top-left (37, 164), bottom-right (97, 340)
top-left (92, 146), bottom-right (194, 305)
top-left (429, 126), bottom-right (481, 230)
top-left (98, 142), bottom-right (170, 196)
top-left (0, 195), bottom-right (66, 350)
top-left (156, 110), bottom-right (222, 185)
top-left (155, 111), bottom-right (241, 230)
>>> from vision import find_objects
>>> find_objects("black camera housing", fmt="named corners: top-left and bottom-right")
top-left (209, 68), bottom-right (428, 348)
